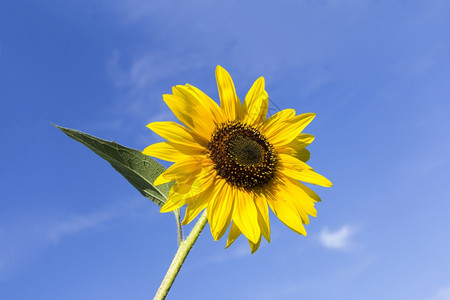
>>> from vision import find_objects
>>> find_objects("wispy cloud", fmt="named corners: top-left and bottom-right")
top-left (319, 225), bottom-right (356, 251)
top-left (47, 211), bottom-right (115, 242)
top-left (430, 286), bottom-right (450, 300)
top-left (46, 199), bottom-right (158, 243)
top-left (104, 50), bottom-right (200, 136)
top-left (0, 199), bottom-right (158, 281)
top-left (107, 50), bottom-right (180, 92)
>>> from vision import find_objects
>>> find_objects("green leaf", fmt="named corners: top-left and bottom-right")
top-left (54, 124), bottom-right (171, 207)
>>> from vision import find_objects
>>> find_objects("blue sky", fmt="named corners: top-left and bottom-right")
top-left (1, 1), bottom-right (450, 299)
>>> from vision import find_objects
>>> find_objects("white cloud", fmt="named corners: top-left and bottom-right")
top-left (430, 286), bottom-right (450, 300)
top-left (108, 51), bottom-right (167, 91)
top-left (106, 50), bottom-right (206, 97)
top-left (104, 50), bottom-right (200, 133)
top-left (47, 199), bottom-right (159, 243)
top-left (47, 211), bottom-right (115, 242)
top-left (319, 225), bottom-right (356, 251)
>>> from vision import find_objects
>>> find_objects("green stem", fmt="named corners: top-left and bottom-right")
top-left (173, 209), bottom-right (183, 246)
top-left (154, 211), bottom-right (208, 300)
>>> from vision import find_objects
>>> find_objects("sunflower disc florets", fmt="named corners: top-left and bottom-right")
top-left (208, 121), bottom-right (278, 189)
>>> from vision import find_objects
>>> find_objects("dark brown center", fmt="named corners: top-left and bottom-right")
top-left (207, 121), bottom-right (278, 189)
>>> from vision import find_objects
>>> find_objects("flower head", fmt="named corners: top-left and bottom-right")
top-left (143, 66), bottom-right (332, 253)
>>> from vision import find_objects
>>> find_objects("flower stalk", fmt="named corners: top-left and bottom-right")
top-left (173, 209), bottom-right (183, 246)
top-left (154, 211), bottom-right (208, 300)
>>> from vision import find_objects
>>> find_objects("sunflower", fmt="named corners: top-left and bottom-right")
top-left (143, 66), bottom-right (332, 253)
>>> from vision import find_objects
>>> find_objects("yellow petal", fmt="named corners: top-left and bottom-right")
top-left (160, 168), bottom-right (215, 213)
top-left (296, 148), bottom-right (311, 162)
top-left (182, 182), bottom-right (216, 225)
top-left (265, 113), bottom-right (316, 147)
top-left (249, 235), bottom-right (262, 254)
top-left (277, 173), bottom-right (321, 211)
top-left (185, 84), bottom-right (225, 124)
top-left (259, 108), bottom-right (296, 131)
top-left (153, 156), bottom-right (206, 186)
top-left (289, 133), bottom-right (315, 149)
top-left (254, 194), bottom-right (270, 243)
top-left (243, 77), bottom-right (268, 126)
top-left (278, 153), bottom-right (333, 187)
top-left (280, 177), bottom-right (317, 224)
top-left (172, 85), bottom-right (223, 134)
top-left (281, 170), bottom-right (332, 188)
top-left (266, 184), bottom-right (307, 236)
top-left (160, 182), bottom-right (190, 213)
top-left (277, 148), bottom-right (311, 162)
top-left (215, 65), bottom-right (243, 120)
top-left (225, 222), bottom-right (242, 248)
top-left (279, 153), bottom-right (312, 170)
top-left (178, 170), bottom-right (218, 222)
top-left (208, 180), bottom-right (234, 240)
top-left (162, 93), bottom-right (213, 140)
top-left (147, 121), bottom-right (208, 148)
top-left (276, 134), bottom-right (315, 155)
top-left (182, 200), bottom-right (209, 225)
top-left (142, 142), bottom-right (206, 162)
top-left (293, 168), bottom-right (332, 187)
top-left (259, 91), bottom-right (269, 123)
top-left (232, 189), bottom-right (261, 244)
top-left (163, 93), bottom-right (194, 128)
top-left (297, 181), bottom-right (322, 202)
